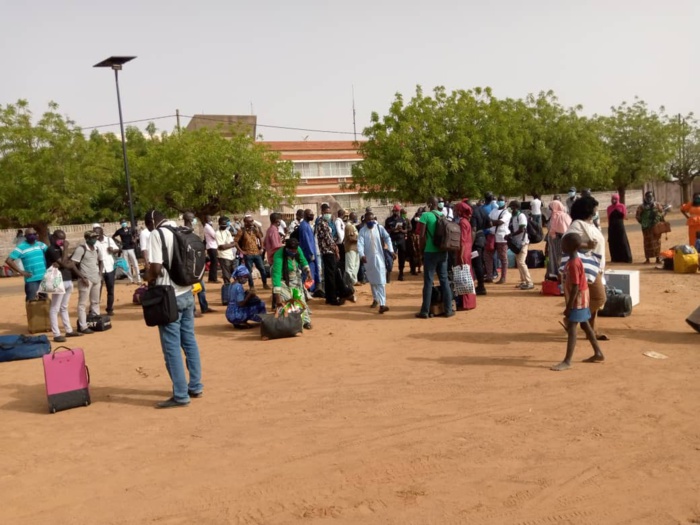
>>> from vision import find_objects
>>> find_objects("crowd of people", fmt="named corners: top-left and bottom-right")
top-left (5, 188), bottom-right (698, 405)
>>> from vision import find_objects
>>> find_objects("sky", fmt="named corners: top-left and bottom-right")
top-left (2, 0), bottom-right (698, 141)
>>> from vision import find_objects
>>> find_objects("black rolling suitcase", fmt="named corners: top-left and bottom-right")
top-left (599, 287), bottom-right (632, 317)
top-left (87, 313), bottom-right (112, 331)
top-left (686, 306), bottom-right (700, 333)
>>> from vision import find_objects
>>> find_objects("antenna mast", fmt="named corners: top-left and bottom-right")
top-left (352, 84), bottom-right (357, 142)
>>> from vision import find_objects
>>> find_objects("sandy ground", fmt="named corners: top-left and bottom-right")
top-left (1, 213), bottom-right (699, 525)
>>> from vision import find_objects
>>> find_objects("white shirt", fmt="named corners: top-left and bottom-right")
top-left (530, 198), bottom-right (542, 216)
top-left (203, 223), bottom-right (218, 250)
top-left (278, 219), bottom-right (287, 237)
top-left (335, 217), bottom-right (345, 244)
top-left (95, 236), bottom-right (119, 273)
top-left (215, 229), bottom-right (235, 260)
top-left (149, 221), bottom-right (192, 296)
top-left (139, 229), bottom-right (151, 255)
top-left (511, 212), bottom-right (529, 245)
top-left (489, 207), bottom-right (512, 243)
top-left (566, 219), bottom-right (606, 271)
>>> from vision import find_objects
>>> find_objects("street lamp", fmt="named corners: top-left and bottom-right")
top-left (93, 55), bottom-right (137, 229)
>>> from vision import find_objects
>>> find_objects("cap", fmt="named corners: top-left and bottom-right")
top-left (92, 223), bottom-right (101, 229)
top-left (84, 230), bottom-right (98, 239)
top-left (365, 206), bottom-right (373, 213)
top-left (569, 187), bottom-right (576, 192)
top-left (392, 204), bottom-right (401, 211)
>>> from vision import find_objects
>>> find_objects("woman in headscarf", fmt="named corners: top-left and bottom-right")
top-left (546, 200), bottom-right (571, 279)
top-left (406, 207), bottom-right (425, 275)
top-left (271, 237), bottom-right (312, 329)
top-left (225, 266), bottom-right (267, 329)
top-left (454, 202), bottom-right (476, 310)
top-left (606, 194), bottom-right (632, 263)
top-left (680, 192), bottom-right (700, 247)
top-left (635, 191), bottom-right (665, 264)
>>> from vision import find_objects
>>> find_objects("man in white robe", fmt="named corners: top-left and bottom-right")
top-left (358, 212), bottom-right (395, 314)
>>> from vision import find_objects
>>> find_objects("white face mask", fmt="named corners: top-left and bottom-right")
top-left (192, 218), bottom-right (198, 225)
top-left (437, 202), bottom-right (445, 210)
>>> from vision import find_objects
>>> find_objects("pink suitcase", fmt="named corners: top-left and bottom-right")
top-left (42, 346), bottom-right (91, 413)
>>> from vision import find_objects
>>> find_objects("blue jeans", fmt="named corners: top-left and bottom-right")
top-left (197, 279), bottom-right (209, 313)
top-left (157, 293), bottom-right (203, 403)
top-left (25, 280), bottom-right (41, 302)
top-left (244, 254), bottom-right (267, 287)
top-left (420, 251), bottom-right (453, 315)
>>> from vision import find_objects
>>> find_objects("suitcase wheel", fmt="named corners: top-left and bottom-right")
top-left (85, 400), bottom-right (90, 406)
top-left (51, 407), bottom-right (56, 414)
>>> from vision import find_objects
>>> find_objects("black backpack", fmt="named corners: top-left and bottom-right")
top-left (158, 225), bottom-right (206, 286)
top-left (431, 211), bottom-right (462, 252)
top-left (526, 214), bottom-right (544, 244)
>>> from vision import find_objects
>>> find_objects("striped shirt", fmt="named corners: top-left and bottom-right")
top-left (9, 241), bottom-right (48, 283)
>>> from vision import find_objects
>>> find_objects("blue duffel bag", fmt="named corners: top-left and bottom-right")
top-left (0, 334), bottom-right (51, 363)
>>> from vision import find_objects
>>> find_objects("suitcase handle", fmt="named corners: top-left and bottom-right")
top-left (85, 365), bottom-right (91, 384)
top-left (51, 345), bottom-right (75, 358)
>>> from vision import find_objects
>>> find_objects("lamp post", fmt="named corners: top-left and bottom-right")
top-left (93, 56), bottom-right (137, 229)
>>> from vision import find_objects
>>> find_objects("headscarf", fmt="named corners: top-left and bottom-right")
top-left (454, 201), bottom-right (472, 220)
top-left (607, 194), bottom-right (627, 219)
top-left (232, 266), bottom-right (250, 279)
top-left (642, 191), bottom-right (655, 209)
top-left (548, 200), bottom-right (571, 237)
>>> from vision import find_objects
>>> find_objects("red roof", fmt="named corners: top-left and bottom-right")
top-left (261, 141), bottom-right (365, 152)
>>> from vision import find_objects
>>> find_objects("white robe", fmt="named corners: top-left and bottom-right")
top-left (357, 225), bottom-right (393, 285)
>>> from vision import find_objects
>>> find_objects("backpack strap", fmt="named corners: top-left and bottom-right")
top-left (157, 229), bottom-right (171, 272)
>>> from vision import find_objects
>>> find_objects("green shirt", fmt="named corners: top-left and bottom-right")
top-left (420, 210), bottom-right (443, 253)
top-left (271, 246), bottom-right (309, 292)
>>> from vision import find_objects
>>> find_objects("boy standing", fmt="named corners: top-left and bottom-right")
top-left (551, 233), bottom-right (605, 371)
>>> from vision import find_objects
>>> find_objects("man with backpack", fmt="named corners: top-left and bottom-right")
top-left (415, 196), bottom-right (454, 319)
top-left (507, 201), bottom-right (534, 290)
top-left (145, 209), bottom-right (203, 409)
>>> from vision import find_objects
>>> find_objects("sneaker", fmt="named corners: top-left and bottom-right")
top-left (54, 336), bottom-right (67, 343)
top-left (155, 398), bottom-right (189, 409)
top-left (188, 390), bottom-right (203, 399)
top-left (65, 331), bottom-right (83, 338)
top-left (370, 300), bottom-right (378, 308)
top-left (303, 322), bottom-right (312, 330)
top-left (78, 328), bottom-right (94, 335)
top-left (519, 283), bottom-right (534, 290)
top-left (379, 306), bottom-right (390, 314)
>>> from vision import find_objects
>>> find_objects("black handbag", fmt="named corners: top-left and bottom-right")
top-left (141, 285), bottom-right (178, 326)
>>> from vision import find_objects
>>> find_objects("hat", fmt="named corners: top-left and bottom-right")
top-left (92, 223), bottom-right (101, 229)
top-left (569, 187), bottom-right (576, 192)
top-left (365, 206), bottom-right (373, 213)
top-left (392, 204), bottom-right (401, 211)
top-left (232, 266), bottom-right (250, 278)
top-left (84, 230), bottom-right (98, 239)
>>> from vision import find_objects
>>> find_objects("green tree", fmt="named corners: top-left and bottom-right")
top-left (603, 99), bottom-right (672, 203)
top-left (137, 126), bottom-right (298, 220)
top-left (0, 100), bottom-right (108, 239)
top-left (667, 113), bottom-right (700, 203)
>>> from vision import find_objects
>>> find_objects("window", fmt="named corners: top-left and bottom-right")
top-left (294, 162), bottom-right (320, 178)
top-left (323, 161), bottom-right (355, 178)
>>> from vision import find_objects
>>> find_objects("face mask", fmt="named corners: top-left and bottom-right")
top-left (307, 216), bottom-right (315, 222)
top-left (285, 250), bottom-right (297, 257)
top-left (645, 195), bottom-right (654, 203)
top-left (323, 213), bottom-right (332, 221)
top-left (55, 239), bottom-right (64, 247)
top-left (86, 239), bottom-right (97, 246)
top-left (694, 196), bottom-right (700, 206)
top-left (121, 223), bottom-right (128, 229)
top-left (497, 200), bottom-right (505, 209)
top-left (219, 226), bottom-right (227, 231)
top-left (367, 221), bottom-right (376, 229)
top-left (437, 202), bottom-right (445, 210)
top-left (611, 198), bottom-right (618, 204)
top-left (25, 234), bottom-right (37, 244)
top-left (568, 192), bottom-right (576, 198)
top-left (192, 219), bottom-right (198, 225)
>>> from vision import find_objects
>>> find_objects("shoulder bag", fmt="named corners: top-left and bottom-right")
top-left (140, 232), bottom-right (178, 326)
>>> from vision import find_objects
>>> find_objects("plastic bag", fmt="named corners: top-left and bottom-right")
top-left (453, 264), bottom-right (475, 296)
top-left (39, 266), bottom-right (66, 295)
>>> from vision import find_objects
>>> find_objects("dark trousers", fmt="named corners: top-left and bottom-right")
top-left (207, 248), bottom-right (219, 282)
top-left (244, 254), bottom-right (267, 288)
top-left (322, 253), bottom-right (339, 304)
top-left (336, 243), bottom-right (346, 274)
top-left (100, 270), bottom-right (115, 313)
top-left (219, 258), bottom-right (234, 283)
top-left (393, 239), bottom-right (407, 277)
top-left (472, 246), bottom-right (486, 291)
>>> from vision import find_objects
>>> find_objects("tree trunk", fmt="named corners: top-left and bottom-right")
top-left (617, 185), bottom-right (627, 204)
top-left (680, 180), bottom-right (693, 204)
top-left (31, 222), bottom-right (51, 244)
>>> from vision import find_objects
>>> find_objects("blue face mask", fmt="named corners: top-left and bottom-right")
top-left (437, 202), bottom-right (445, 210)
top-left (120, 222), bottom-right (128, 229)
top-left (286, 249), bottom-right (297, 257)
top-left (367, 221), bottom-right (376, 229)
